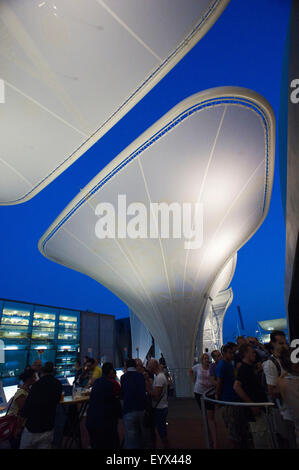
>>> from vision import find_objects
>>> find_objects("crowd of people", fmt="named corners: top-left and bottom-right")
top-left (1, 330), bottom-right (298, 449)
top-left (190, 331), bottom-right (299, 449)
top-left (0, 354), bottom-right (171, 450)
top-left (85, 356), bottom-right (170, 450)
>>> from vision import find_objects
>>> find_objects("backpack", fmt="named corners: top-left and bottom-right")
top-left (0, 397), bottom-right (18, 441)
top-left (261, 355), bottom-right (283, 407)
top-left (268, 355), bottom-right (282, 377)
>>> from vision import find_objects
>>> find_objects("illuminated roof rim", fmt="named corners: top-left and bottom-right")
top-left (3, 0), bottom-right (230, 205)
top-left (39, 87), bottom-right (275, 258)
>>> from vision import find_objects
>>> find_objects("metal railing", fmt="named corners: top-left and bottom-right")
top-left (200, 390), bottom-right (276, 449)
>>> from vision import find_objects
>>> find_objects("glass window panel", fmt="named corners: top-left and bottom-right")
top-left (55, 348), bottom-right (78, 377)
top-left (57, 343), bottom-right (79, 351)
top-left (31, 328), bottom-right (55, 340)
top-left (0, 350), bottom-right (28, 379)
top-left (1, 316), bottom-right (29, 326)
top-left (30, 341), bottom-right (55, 350)
top-left (33, 312), bottom-right (56, 321)
top-left (3, 301), bottom-right (31, 319)
top-left (28, 349), bottom-right (55, 366)
top-left (2, 309), bottom-right (30, 318)
top-left (58, 331), bottom-right (77, 340)
top-left (59, 315), bottom-right (77, 323)
top-left (1, 339), bottom-right (29, 350)
top-left (0, 325), bottom-right (29, 339)
top-left (32, 318), bottom-right (55, 328)
top-left (59, 326), bottom-right (78, 334)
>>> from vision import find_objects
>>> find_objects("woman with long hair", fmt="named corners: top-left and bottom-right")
top-left (7, 367), bottom-right (36, 448)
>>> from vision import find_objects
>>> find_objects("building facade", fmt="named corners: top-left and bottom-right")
top-left (0, 298), bottom-right (115, 386)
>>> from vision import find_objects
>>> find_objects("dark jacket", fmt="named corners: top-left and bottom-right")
top-left (120, 368), bottom-right (146, 414)
top-left (21, 374), bottom-right (62, 433)
top-left (86, 376), bottom-right (121, 429)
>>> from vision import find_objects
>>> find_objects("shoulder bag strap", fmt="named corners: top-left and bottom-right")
top-left (5, 396), bottom-right (15, 416)
top-left (269, 355), bottom-right (282, 377)
top-left (152, 383), bottom-right (167, 409)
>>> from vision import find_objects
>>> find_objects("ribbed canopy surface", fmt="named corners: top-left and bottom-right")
top-left (40, 87), bottom-right (275, 395)
top-left (197, 253), bottom-right (236, 354)
top-left (201, 288), bottom-right (234, 352)
top-left (0, 0), bottom-right (229, 204)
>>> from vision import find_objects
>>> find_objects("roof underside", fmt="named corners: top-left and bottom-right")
top-left (0, 0), bottom-right (229, 204)
top-left (258, 318), bottom-right (287, 331)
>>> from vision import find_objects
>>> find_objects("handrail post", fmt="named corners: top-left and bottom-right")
top-left (200, 395), bottom-right (211, 449)
top-left (264, 405), bottom-right (278, 449)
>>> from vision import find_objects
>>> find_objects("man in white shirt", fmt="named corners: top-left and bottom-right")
top-left (262, 330), bottom-right (296, 448)
top-left (147, 359), bottom-right (169, 449)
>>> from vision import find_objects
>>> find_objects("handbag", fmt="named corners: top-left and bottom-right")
top-left (0, 399), bottom-right (18, 441)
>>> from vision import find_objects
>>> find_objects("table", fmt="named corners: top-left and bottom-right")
top-left (59, 395), bottom-right (90, 449)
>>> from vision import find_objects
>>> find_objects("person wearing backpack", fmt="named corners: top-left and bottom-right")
top-left (262, 330), bottom-right (296, 448)
top-left (19, 362), bottom-right (62, 449)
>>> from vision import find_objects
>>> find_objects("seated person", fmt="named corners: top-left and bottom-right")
top-left (74, 360), bottom-right (82, 385)
top-left (86, 358), bottom-right (102, 388)
top-left (7, 368), bottom-right (36, 448)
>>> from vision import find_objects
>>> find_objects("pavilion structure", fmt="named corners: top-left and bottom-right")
top-left (40, 87), bottom-right (275, 396)
top-left (197, 254), bottom-right (236, 354)
top-left (129, 309), bottom-right (153, 364)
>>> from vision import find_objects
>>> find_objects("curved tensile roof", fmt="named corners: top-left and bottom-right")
top-left (0, 0), bottom-right (230, 205)
top-left (130, 309), bottom-right (153, 363)
top-left (197, 253), bottom-right (236, 353)
top-left (39, 87), bottom-right (275, 395)
top-left (201, 288), bottom-right (234, 353)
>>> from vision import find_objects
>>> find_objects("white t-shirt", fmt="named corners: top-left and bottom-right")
top-left (263, 357), bottom-right (285, 386)
top-left (152, 372), bottom-right (168, 409)
top-left (192, 363), bottom-right (211, 395)
top-left (262, 356), bottom-right (292, 420)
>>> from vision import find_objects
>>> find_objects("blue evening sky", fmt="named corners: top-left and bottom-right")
top-left (0, 0), bottom-right (292, 343)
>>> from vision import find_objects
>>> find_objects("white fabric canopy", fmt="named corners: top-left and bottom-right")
top-left (130, 310), bottom-right (163, 363)
top-left (129, 310), bottom-right (152, 363)
top-left (197, 253), bottom-right (236, 354)
top-left (201, 288), bottom-right (233, 353)
top-left (0, 0), bottom-right (230, 204)
top-left (40, 87), bottom-right (275, 396)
